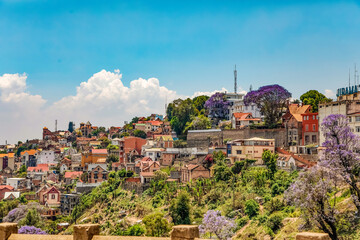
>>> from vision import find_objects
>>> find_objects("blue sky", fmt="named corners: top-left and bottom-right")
top-left (1, 0), bottom-right (360, 143)
top-left (1, 0), bottom-right (360, 101)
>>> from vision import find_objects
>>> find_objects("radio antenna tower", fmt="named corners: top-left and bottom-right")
top-left (234, 65), bottom-right (237, 94)
top-left (55, 120), bottom-right (58, 132)
top-left (354, 64), bottom-right (357, 86)
top-left (349, 69), bottom-right (351, 88)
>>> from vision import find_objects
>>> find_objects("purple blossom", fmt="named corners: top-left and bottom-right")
top-left (319, 114), bottom-right (360, 214)
top-left (205, 92), bottom-right (230, 120)
top-left (199, 210), bottom-right (235, 240)
top-left (18, 226), bottom-right (47, 235)
top-left (285, 166), bottom-right (340, 240)
top-left (244, 84), bottom-right (291, 126)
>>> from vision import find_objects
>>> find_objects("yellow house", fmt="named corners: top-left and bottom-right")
top-left (226, 137), bottom-right (275, 165)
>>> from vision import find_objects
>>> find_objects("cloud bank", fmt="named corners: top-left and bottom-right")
top-left (0, 70), bottom-right (229, 144)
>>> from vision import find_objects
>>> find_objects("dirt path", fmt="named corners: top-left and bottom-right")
top-left (232, 220), bottom-right (252, 240)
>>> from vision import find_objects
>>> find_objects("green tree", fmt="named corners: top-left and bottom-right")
top-left (213, 161), bottom-right (232, 182)
top-left (124, 224), bottom-right (145, 236)
top-left (170, 191), bottom-right (191, 225)
top-left (20, 209), bottom-right (43, 228)
top-left (101, 138), bottom-right (111, 148)
top-left (167, 98), bottom-right (197, 138)
top-left (184, 115), bottom-right (211, 133)
top-left (154, 171), bottom-right (168, 182)
top-left (262, 150), bottom-right (278, 179)
top-left (170, 116), bottom-right (182, 136)
top-left (245, 199), bottom-right (259, 218)
top-left (107, 144), bottom-right (119, 150)
top-left (231, 161), bottom-right (245, 175)
top-left (213, 151), bottom-right (226, 162)
top-left (192, 95), bottom-right (209, 112)
top-left (300, 90), bottom-right (332, 113)
top-left (143, 213), bottom-right (171, 237)
top-left (134, 130), bottom-right (147, 139)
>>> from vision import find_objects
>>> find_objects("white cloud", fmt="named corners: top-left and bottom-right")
top-left (191, 88), bottom-right (228, 98)
top-left (324, 89), bottom-right (336, 99)
top-left (0, 73), bottom-right (46, 144)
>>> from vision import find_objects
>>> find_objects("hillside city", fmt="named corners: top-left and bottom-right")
top-left (0, 82), bottom-right (359, 240)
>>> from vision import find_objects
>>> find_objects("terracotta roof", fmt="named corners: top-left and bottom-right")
top-left (28, 164), bottom-right (49, 172)
top-left (91, 149), bottom-right (108, 154)
top-left (147, 121), bottom-right (162, 126)
top-left (64, 171), bottom-right (82, 179)
top-left (276, 148), bottom-right (316, 168)
top-left (0, 153), bottom-right (15, 158)
top-left (141, 157), bottom-right (153, 162)
top-left (288, 104), bottom-right (312, 122)
top-left (277, 154), bottom-right (292, 162)
top-left (20, 149), bottom-right (37, 156)
top-left (0, 185), bottom-right (14, 190)
top-left (233, 112), bottom-right (260, 121)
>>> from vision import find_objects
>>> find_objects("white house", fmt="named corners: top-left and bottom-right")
top-left (37, 150), bottom-right (56, 164)
top-left (277, 154), bottom-right (296, 171)
top-left (6, 178), bottom-right (28, 190)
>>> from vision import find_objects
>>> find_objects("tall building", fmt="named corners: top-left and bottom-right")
top-left (319, 84), bottom-right (360, 144)
top-left (225, 92), bottom-right (262, 120)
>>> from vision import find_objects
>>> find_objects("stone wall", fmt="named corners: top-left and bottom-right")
top-left (2, 223), bottom-right (201, 240)
top-left (187, 128), bottom-right (287, 148)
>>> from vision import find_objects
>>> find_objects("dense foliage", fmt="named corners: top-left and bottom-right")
top-left (300, 90), bottom-right (332, 112)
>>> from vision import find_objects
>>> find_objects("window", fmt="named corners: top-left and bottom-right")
top-left (356, 126), bottom-right (360, 133)
top-left (51, 194), bottom-right (55, 199)
top-left (356, 116), bottom-right (360, 122)
top-left (313, 115), bottom-right (315, 120)
top-left (349, 117), bottom-right (352, 122)
top-left (316, 115), bottom-right (319, 120)
top-left (305, 125), bottom-right (309, 131)
top-left (236, 150), bottom-right (242, 154)
top-left (312, 135), bottom-right (317, 143)
top-left (312, 124), bottom-right (316, 131)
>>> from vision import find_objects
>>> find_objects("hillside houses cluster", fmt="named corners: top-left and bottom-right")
top-left (1, 89), bottom-right (340, 218)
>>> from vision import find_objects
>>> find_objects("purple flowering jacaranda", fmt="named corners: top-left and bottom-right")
top-left (320, 114), bottom-right (360, 214)
top-left (205, 92), bottom-right (230, 121)
top-left (18, 226), bottom-right (47, 235)
top-left (244, 84), bottom-right (291, 127)
top-left (199, 210), bottom-right (235, 240)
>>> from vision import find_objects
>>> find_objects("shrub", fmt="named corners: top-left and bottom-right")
top-left (266, 213), bottom-right (283, 233)
top-left (124, 224), bottom-right (145, 236)
top-left (235, 216), bottom-right (249, 229)
top-left (143, 213), bottom-right (171, 237)
top-left (245, 199), bottom-right (259, 218)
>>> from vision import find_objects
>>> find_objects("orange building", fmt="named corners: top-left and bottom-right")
top-left (81, 149), bottom-right (108, 167)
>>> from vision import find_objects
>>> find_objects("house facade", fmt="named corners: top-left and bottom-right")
top-left (227, 138), bottom-right (275, 165)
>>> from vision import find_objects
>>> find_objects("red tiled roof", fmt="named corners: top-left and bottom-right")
top-left (64, 171), bottom-right (82, 179)
top-left (0, 185), bottom-right (14, 190)
top-left (233, 112), bottom-right (260, 121)
top-left (91, 149), bottom-right (108, 154)
top-left (276, 148), bottom-right (316, 168)
top-left (28, 164), bottom-right (49, 172)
